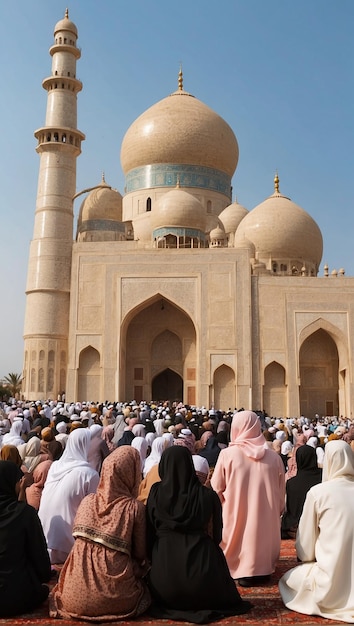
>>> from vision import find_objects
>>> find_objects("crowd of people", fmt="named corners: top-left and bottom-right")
top-left (1, 397), bottom-right (354, 622)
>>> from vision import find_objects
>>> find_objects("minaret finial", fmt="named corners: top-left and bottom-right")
top-left (102, 172), bottom-right (105, 183)
top-left (274, 170), bottom-right (279, 193)
top-left (178, 64), bottom-right (183, 91)
top-left (65, 8), bottom-right (69, 18)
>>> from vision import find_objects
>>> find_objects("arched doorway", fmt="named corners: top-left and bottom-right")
top-left (213, 365), bottom-right (235, 411)
top-left (122, 296), bottom-right (196, 403)
top-left (78, 346), bottom-right (100, 402)
top-left (152, 368), bottom-right (183, 403)
top-left (263, 362), bottom-right (286, 418)
top-left (299, 329), bottom-right (339, 418)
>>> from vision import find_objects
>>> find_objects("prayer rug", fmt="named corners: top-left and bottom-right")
top-left (2, 540), bottom-right (340, 626)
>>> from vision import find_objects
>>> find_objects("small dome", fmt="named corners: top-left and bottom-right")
top-left (219, 200), bottom-right (248, 234)
top-left (54, 9), bottom-right (78, 37)
top-left (234, 178), bottom-right (323, 272)
top-left (79, 179), bottom-right (122, 223)
top-left (121, 74), bottom-right (238, 177)
top-left (151, 187), bottom-right (205, 231)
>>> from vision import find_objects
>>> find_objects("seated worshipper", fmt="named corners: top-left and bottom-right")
top-left (0, 460), bottom-right (51, 617)
top-left (87, 423), bottom-right (110, 473)
top-left (50, 446), bottom-right (151, 621)
top-left (39, 428), bottom-right (100, 564)
top-left (40, 426), bottom-right (63, 461)
top-left (173, 427), bottom-right (196, 454)
top-left (143, 436), bottom-right (167, 478)
top-left (211, 410), bottom-right (285, 587)
top-left (192, 454), bottom-right (210, 485)
top-left (131, 436), bottom-right (149, 475)
top-left (18, 436), bottom-right (51, 473)
top-left (101, 424), bottom-right (116, 453)
top-left (26, 459), bottom-right (52, 511)
top-left (279, 440), bottom-right (354, 623)
top-left (285, 433), bottom-right (307, 480)
top-left (1, 419), bottom-right (24, 447)
top-left (55, 421), bottom-right (69, 449)
top-left (146, 446), bottom-right (252, 624)
top-left (0, 444), bottom-right (33, 488)
top-left (281, 445), bottom-right (322, 539)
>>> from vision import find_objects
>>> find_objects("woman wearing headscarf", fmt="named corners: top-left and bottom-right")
top-left (0, 444), bottom-right (33, 488)
top-left (18, 436), bottom-right (50, 473)
top-left (101, 424), bottom-right (116, 453)
top-left (50, 446), bottom-right (151, 621)
top-left (211, 410), bottom-right (285, 587)
top-left (0, 460), bottom-right (51, 617)
top-left (279, 440), bottom-right (354, 622)
top-left (198, 435), bottom-right (222, 470)
top-left (26, 459), bottom-right (53, 511)
top-left (131, 436), bottom-right (149, 474)
top-left (143, 436), bottom-right (166, 478)
top-left (146, 446), bottom-right (252, 623)
top-left (38, 428), bottom-right (100, 564)
top-left (285, 433), bottom-right (307, 480)
top-left (1, 419), bottom-right (24, 447)
top-left (87, 424), bottom-right (110, 473)
top-left (281, 445), bottom-right (322, 539)
top-left (192, 455), bottom-right (210, 485)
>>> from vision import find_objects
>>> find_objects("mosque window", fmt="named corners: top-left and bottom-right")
top-left (55, 70), bottom-right (58, 76)
top-left (146, 197), bottom-right (151, 212)
top-left (62, 134), bottom-right (66, 142)
top-left (207, 200), bottom-right (212, 213)
top-left (47, 368), bottom-right (54, 392)
top-left (54, 132), bottom-right (59, 141)
top-left (38, 368), bottom-right (44, 393)
top-left (64, 38), bottom-right (67, 44)
top-left (272, 263), bottom-right (278, 273)
top-left (69, 136), bottom-right (73, 144)
top-left (30, 369), bottom-right (36, 393)
top-left (134, 368), bottom-right (143, 380)
top-left (39, 350), bottom-right (45, 361)
top-left (47, 134), bottom-right (51, 141)
top-left (280, 264), bottom-right (287, 272)
top-left (59, 37), bottom-right (62, 44)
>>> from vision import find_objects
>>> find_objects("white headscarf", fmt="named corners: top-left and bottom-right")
top-left (131, 436), bottom-right (149, 472)
top-left (322, 440), bottom-right (354, 482)
top-left (46, 428), bottom-right (92, 483)
top-left (2, 420), bottom-right (24, 447)
top-left (143, 436), bottom-right (168, 477)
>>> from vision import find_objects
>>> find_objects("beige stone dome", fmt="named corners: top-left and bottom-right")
top-left (234, 180), bottom-right (323, 271)
top-left (219, 200), bottom-right (248, 234)
top-left (121, 79), bottom-right (238, 177)
top-left (54, 9), bottom-right (78, 37)
top-left (79, 179), bottom-right (122, 223)
top-left (151, 187), bottom-right (205, 231)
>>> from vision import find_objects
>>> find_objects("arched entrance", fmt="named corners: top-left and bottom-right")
top-left (77, 346), bottom-right (101, 402)
top-left (213, 365), bottom-right (235, 411)
top-left (299, 329), bottom-right (339, 418)
top-left (122, 296), bottom-right (196, 403)
top-left (152, 368), bottom-right (183, 403)
top-left (263, 362), bottom-right (286, 418)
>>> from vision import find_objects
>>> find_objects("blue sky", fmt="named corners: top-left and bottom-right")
top-left (0, 0), bottom-right (353, 378)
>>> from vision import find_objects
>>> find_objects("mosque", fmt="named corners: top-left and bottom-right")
top-left (22, 10), bottom-right (354, 418)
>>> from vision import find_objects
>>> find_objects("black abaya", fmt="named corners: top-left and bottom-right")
top-left (146, 446), bottom-right (252, 624)
top-left (0, 460), bottom-right (51, 616)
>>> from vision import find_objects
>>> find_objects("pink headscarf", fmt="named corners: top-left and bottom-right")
top-left (229, 410), bottom-right (267, 460)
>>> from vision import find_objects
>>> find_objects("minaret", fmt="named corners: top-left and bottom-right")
top-left (23, 10), bottom-right (85, 401)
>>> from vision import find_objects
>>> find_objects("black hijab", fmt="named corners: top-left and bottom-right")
top-left (282, 445), bottom-right (322, 533)
top-left (0, 461), bottom-right (25, 527)
top-left (147, 446), bottom-right (213, 532)
top-left (198, 436), bottom-right (221, 467)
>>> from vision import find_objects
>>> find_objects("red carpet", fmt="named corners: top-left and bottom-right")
top-left (3, 540), bottom-right (339, 625)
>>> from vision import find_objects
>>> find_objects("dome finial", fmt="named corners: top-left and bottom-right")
top-left (178, 64), bottom-right (183, 91)
top-left (102, 172), bottom-right (106, 183)
top-left (65, 8), bottom-right (69, 18)
top-left (274, 170), bottom-right (280, 193)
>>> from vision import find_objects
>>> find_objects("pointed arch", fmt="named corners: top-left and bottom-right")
top-left (213, 365), bottom-right (235, 412)
top-left (263, 361), bottom-right (286, 418)
top-left (77, 346), bottom-right (101, 402)
top-left (121, 295), bottom-right (196, 403)
top-left (299, 329), bottom-right (339, 418)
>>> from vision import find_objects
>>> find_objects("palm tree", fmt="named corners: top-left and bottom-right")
top-left (3, 372), bottom-right (22, 399)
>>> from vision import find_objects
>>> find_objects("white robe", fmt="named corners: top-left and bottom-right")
top-left (279, 440), bottom-right (354, 623)
top-left (38, 429), bottom-right (99, 563)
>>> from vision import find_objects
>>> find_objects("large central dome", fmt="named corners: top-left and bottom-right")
top-left (120, 78), bottom-right (239, 177)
